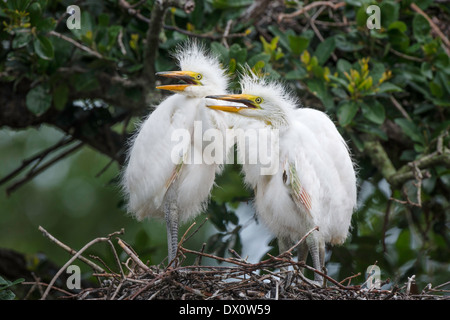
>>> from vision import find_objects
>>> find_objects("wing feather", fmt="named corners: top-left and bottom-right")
top-left (283, 159), bottom-right (313, 216)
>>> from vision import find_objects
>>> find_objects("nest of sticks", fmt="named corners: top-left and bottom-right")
top-left (29, 224), bottom-right (449, 300)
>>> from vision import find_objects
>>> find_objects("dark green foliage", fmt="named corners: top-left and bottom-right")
top-left (0, 0), bottom-right (449, 295)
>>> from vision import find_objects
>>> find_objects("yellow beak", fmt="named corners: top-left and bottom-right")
top-left (206, 94), bottom-right (259, 113)
top-left (155, 71), bottom-right (201, 92)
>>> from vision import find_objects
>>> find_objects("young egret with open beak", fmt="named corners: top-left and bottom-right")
top-left (206, 73), bottom-right (357, 285)
top-left (122, 42), bottom-right (232, 264)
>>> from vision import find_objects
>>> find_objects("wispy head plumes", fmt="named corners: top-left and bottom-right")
top-left (172, 39), bottom-right (229, 92)
top-left (239, 67), bottom-right (300, 111)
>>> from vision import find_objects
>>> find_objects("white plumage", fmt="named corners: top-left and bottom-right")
top-left (207, 73), bottom-right (357, 285)
top-left (122, 41), bottom-right (231, 262)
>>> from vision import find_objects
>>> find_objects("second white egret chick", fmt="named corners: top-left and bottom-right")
top-left (122, 41), bottom-right (232, 264)
top-left (206, 73), bottom-right (357, 285)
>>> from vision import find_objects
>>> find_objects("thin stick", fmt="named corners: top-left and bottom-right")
top-left (390, 95), bottom-right (412, 121)
top-left (108, 239), bottom-right (125, 278)
top-left (285, 226), bottom-right (319, 255)
top-left (410, 3), bottom-right (450, 55)
top-left (48, 31), bottom-right (103, 59)
top-left (7, 142), bottom-right (83, 195)
top-left (0, 137), bottom-right (74, 186)
top-left (279, 1), bottom-right (346, 21)
top-left (41, 229), bottom-right (124, 300)
top-left (339, 272), bottom-right (361, 286)
top-left (117, 238), bottom-right (152, 273)
top-left (38, 226), bottom-right (104, 273)
top-left (22, 281), bottom-right (74, 297)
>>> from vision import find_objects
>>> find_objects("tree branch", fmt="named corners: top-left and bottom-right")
top-left (363, 133), bottom-right (450, 189)
top-left (48, 31), bottom-right (103, 59)
top-left (410, 3), bottom-right (450, 56)
top-left (143, 0), bottom-right (171, 87)
top-left (278, 1), bottom-right (346, 22)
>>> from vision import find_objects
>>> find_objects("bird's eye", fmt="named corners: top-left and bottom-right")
top-left (196, 74), bottom-right (202, 80)
top-left (255, 97), bottom-right (263, 104)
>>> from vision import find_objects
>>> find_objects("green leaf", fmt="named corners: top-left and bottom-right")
top-left (429, 81), bottom-right (443, 98)
top-left (306, 78), bottom-right (334, 110)
top-left (267, 25), bottom-right (292, 51)
top-left (371, 62), bottom-right (386, 84)
top-left (380, 1), bottom-right (399, 28)
top-left (53, 84), bottom-right (69, 110)
top-left (72, 73), bottom-right (100, 92)
top-left (247, 52), bottom-right (270, 67)
top-left (412, 13), bottom-right (430, 42)
top-left (377, 82), bottom-right (402, 93)
top-left (71, 11), bottom-right (93, 40)
top-left (12, 32), bottom-right (31, 49)
top-left (394, 118), bottom-right (424, 144)
top-left (337, 59), bottom-right (352, 75)
top-left (229, 43), bottom-right (247, 65)
top-left (285, 68), bottom-right (307, 80)
top-left (355, 123), bottom-right (388, 140)
top-left (334, 34), bottom-right (364, 52)
top-left (28, 2), bottom-right (42, 26)
top-left (26, 84), bottom-right (52, 115)
top-left (314, 37), bottom-right (335, 65)
top-left (9, 0), bottom-right (31, 11)
top-left (210, 41), bottom-right (229, 64)
top-left (388, 29), bottom-right (410, 52)
top-left (328, 74), bottom-right (349, 88)
top-left (388, 21), bottom-right (407, 33)
top-left (211, 0), bottom-right (253, 9)
top-left (420, 62), bottom-right (433, 79)
top-left (355, 5), bottom-right (368, 28)
top-left (361, 100), bottom-right (385, 125)
top-left (337, 100), bottom-right (359, 126)
top-left (288, 35), bottom-right (309, 56)
top-left (33, 35), bottom-right (54, 60)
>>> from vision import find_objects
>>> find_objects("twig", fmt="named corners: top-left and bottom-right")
top-left (278, 1), bottom-right (346, 22)
top-left (339, 273), bottom-right (361, 286)
top-left (163, 25), bottom-right (248, 40)
top-left (22, 281), bottom-right (74, 297)
top-left (6, 142), bottom-right (83, 195)
top-left (0, 136), bottom-right (74, 186)
top-left (108, 239), bottom-right (125, 278)
top-left (285, 226), bottom-right (319, 255)
top-left (38, 226), bottom-right (105, 273)
top-left (48, 31), bottom-right (103, 59)
top-left (41, 229), bottom-right (124, 300)
top-left (117, 238), bottom-right (152, 273)
top-left (118, 0), bottom-right (150, 23)
top-left (390, 95), bottom-right (412, 121)
top-left (410, 3), bottom-right (450, 56)
top-left (388, 46), bottom-right (425, 62)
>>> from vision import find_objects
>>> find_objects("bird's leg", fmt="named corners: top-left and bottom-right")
top-left (277, 237), bottom-right (291, 256)
top-left (164, 189), bottom-right (179, 265)
top-left (306, 233), bottom-right (325, 286)
top-left (277, 237), bottom-right (294, 288)
top-left (297, 241), bottom-right (309, 273)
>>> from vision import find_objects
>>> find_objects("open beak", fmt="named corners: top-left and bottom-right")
top-left (156, 71), bottom-right (201, 92)
top-left (205, 94), bottom-right (259, 113)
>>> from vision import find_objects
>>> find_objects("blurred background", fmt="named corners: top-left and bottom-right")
top-left (0, 0), bottom-right (449, 299)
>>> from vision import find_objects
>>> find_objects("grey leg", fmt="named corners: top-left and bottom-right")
top-left (297, 241), bottom-right (308, 274)
top-left (306, 233), bottom-right (324, 285)
top-left (278, 236), bottom-right (291, 255)
top-left (164, 190), bottom-right (178, 264)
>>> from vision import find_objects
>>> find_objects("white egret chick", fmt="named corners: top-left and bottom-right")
top-left (122, 42), bottom-right (232, 263)
top-left (206, 73), bottom-right (357, 285)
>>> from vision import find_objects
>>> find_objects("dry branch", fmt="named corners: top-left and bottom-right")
top-left (278, 1), bottom-right (346, 22)
top-left (29, 226), bottom-right (450, 300)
